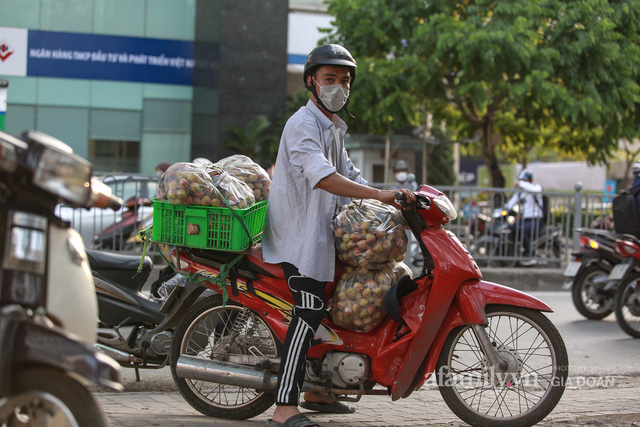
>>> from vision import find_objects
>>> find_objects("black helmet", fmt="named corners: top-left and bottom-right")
top-left (303, 44), bottom-right (357, 91)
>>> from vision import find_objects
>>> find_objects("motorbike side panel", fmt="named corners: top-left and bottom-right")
top-left (46, 226), bottom-right (98, 343)
top-left (391, 228), bottom-right (482, 400)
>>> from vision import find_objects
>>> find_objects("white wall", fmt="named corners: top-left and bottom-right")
top-left (517, 162), bottom-right (607, 192)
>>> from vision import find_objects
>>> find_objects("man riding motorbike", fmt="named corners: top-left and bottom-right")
top-left (504, 169), bottom-right (544, 267)
top-left (261, 43), bottom-right (414, 427)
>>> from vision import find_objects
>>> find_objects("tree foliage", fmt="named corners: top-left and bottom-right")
top-left (324, 0), bottom-right (640, 187)
top-left (222, 115), bottom-right (278, 163)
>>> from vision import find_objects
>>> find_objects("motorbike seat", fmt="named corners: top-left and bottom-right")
top-left (182, 247), bottom-right (286, 280)
top-left (245, 247), bottom-right (286, 279)
top-left (86, 249), bottom-right (153, 272)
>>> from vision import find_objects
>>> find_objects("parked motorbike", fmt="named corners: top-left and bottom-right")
top-left (562, 228), bottom-right (623, 319)
top-left (95, 196), bottom-right (153, 251)
top-left (473, 208), bottom-right (563, 267)
top-left (89, 248), bottom-right (178, 379)
top-left (608, 235), bottom-right (640, 338)
top-left (0, 130), bottom-right (122, 426)
top-left (147, 185), bottom-right (568, 426)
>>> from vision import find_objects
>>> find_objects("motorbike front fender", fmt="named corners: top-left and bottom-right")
top-left (1, 307), bottom-right (122, 394)
top-left (403, 280), bottom-right (553, 394)
top-left (477, 280), bottom-right (553, 312)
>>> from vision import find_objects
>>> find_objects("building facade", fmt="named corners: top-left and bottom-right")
top-left (0, 0), bottom-right (289, 174)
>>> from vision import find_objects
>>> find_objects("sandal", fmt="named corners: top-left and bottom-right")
top-left (265, 413), bottom-right (319, 427)
top-left (300, 400), bottom-right (355, 414)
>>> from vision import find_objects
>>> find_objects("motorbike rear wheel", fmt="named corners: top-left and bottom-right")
top-left (2, 367), bottom-right (108, 427)
top-left (571, 264), bottom-right (614, 320)
top-left (437, 305), bottom-right (568, 427)
top-left (170, 295), bottom-right (280, 419)
top-left (614, 272), bottom-right (640, 338)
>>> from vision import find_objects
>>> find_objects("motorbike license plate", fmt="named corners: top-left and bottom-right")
top-left (608, 263), bottom-right (630, 281)
top-left (563, 261), bottom-right (582, 278)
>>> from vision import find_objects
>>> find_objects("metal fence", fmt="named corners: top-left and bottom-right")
top-left (406, 184), bottom-right (613, 268)
top-left (62, 175), bottom-right (612, 268)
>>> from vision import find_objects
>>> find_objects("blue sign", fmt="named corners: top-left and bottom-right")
top-left (604, 179), bottom-right (617, 204)
top-left (26, 30), bottom-right (195, 85)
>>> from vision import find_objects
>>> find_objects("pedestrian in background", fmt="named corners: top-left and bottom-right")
top-left (391, 160), bottom-right (418, 191)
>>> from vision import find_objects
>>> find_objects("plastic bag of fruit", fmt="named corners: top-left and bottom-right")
top-left (205, 165), bottom-right (256, 209)
top-left (333, 199), bottom-right (408, 269)
top-left (156, 162), bottom-right (222, 206)
top-left (214, 155), bottom-right (271, 202)
top-left (330, 263), bottom-right (412, 333)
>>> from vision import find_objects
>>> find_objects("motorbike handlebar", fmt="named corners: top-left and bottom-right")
top-left (89, 177), bottom-right (124, 211)
top-left (395, 191), bottom-right (429, 208)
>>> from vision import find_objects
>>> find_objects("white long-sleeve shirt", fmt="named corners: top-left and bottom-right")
top-left (505, 180), bottom-right (544, 219)
top-left (262, 100), bottom-right (366, 282)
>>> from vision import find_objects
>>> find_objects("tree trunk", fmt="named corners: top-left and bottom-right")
top-left (480, 118), bottom-right (505, 189)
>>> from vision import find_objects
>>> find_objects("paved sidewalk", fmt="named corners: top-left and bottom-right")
top-left (97, 376), bottom-right (640, 427)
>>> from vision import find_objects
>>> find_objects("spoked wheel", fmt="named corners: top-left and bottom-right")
top-left (2, 367), bottom-right (108, 427)
top-left (571, 265), bottom-right (614, 320)
top-left (437, 305), bottom-right (568, 427)
top-left (614, 272), bottom-right (640, 338)
top-left (170, 295), bottom-right (280, 419)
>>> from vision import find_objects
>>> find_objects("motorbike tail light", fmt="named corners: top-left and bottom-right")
top-left (616, 240), bottom-right (640, 257)
top-left (579, 235), bottom-right (590, 247)
top-left (588, 239), bottom-right (600, 250)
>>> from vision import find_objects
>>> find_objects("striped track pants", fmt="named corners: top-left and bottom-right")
top-left (275, 262), bottom-right (326, 406)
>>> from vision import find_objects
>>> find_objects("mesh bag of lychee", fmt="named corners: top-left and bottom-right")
top-left (330, 262), bottom-right (413, 332)
top-left (156, 162), bottom-right (222, 206)
top-left (214, 155), bottom-right (271, 202)
top-left (333, 199), bottom-right (408, 269)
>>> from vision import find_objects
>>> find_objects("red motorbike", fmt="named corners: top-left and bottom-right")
top-left (153, 185), bottom-right (568, 426)
top-left (610, 235), bottom-right (640, 338)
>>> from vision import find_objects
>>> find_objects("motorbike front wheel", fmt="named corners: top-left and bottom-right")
top-left (571, 264), bottom-right (614, 320)
top-left (614, 272), bottom-right (640, 338)
top-left (170, 295), bottom-right (280, 419)
top-left (2, 367), bottom-right (108, 427)
top-left (437, 305), bottom-right (568, 427)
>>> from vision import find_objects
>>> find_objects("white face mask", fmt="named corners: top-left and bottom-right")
top-left (314, 79), bottom-right (349, 113)
top-left (395, 172), bottom-right (408, 182)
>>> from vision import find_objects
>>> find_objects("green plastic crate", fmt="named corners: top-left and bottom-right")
top-left (151, 199), bottom-right (267, 252)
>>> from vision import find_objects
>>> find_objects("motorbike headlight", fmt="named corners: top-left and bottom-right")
top-left (0, 132), bottom-right (26, 173)
top-left (433, 194), bottom-right (457, 221)
top-left (4, 212), bottom-right (47, 274)
top-left (33, 146), bottom-right (92, 207)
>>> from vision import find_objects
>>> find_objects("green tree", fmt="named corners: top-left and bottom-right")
top-left (222, 115), bottom-right (277, 163)
top-left (325, 0), bottom-right (640, 188)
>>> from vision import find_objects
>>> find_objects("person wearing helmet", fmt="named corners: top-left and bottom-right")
top-left (392, 160), bottom-right (418, 191)
top-left (633, 161), bottom-right (640, 213)
top-left (504, 169), bottom-right (544, 266)
top-left (262, 44), bottom-right (414, 427)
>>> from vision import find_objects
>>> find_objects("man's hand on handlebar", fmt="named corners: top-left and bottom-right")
top-left (378, 188), bottom-right (414, 209)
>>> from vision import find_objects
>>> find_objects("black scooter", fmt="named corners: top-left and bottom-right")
top-left (562, 228), bottom-right (623, 319)
top-left (473, 208), bottom-right (563, 267)
top-left (89, 249), bottom-right (179, 379)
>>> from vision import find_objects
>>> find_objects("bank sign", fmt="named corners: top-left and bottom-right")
top-left (0, 27), bottom-right (194, 86)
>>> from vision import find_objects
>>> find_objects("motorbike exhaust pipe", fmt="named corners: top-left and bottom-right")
top-left (95, 343), bottom-right (140, 363)
top-left (175, 355), bottom-right (278, 391)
